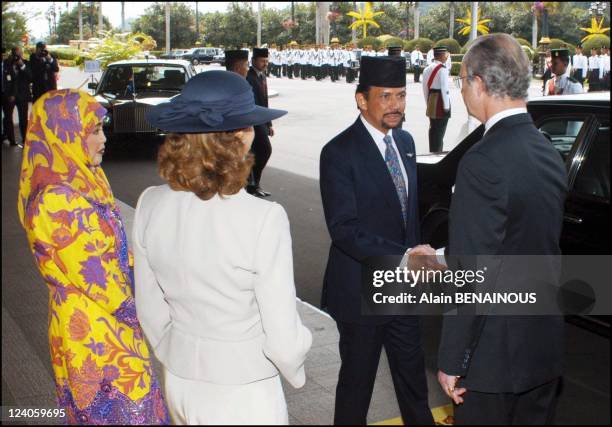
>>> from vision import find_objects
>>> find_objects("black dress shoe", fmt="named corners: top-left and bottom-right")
top-left (256, 187), bottom-right (271, 197)
top-left (246, 185), bottom-right (257, 195)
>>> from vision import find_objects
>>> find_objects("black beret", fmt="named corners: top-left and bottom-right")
top-left (359, 56), bottom-right (406, 88)
top-left (225, 49), bottom-right (248, 61)
top-left (253, 48), bottom-right (269, 58)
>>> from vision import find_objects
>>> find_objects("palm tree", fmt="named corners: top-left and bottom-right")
top-left (456, 5), bottom-right (491, 37)
top-left (449, 3), bottom-right (455, 39)
top-left (580, 16), bottom-right (610, 42)
top-left (413, 2), bottom-right (419, 39)
top-left (346, 2), bottom-right (384, 39)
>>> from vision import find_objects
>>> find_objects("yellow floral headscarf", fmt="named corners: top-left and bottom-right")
top-left (17, 89), bottom-right (111, 228)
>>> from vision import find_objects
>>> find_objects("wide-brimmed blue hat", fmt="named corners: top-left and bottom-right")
top-left (146, 70), bottom-right (287, 133)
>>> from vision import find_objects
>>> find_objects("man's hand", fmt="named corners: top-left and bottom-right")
top-left (268, 126), bottom-right (275, 137)
top-left (406, 244), bottom-right (446, 274)
top-left (437, 370), bottom-right (466, 405)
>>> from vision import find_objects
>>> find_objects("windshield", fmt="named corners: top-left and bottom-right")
top-left (99, 65), bottom-right (187, 97)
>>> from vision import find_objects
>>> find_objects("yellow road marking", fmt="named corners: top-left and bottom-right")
top-left (371, 403), bottom-right (454, 425)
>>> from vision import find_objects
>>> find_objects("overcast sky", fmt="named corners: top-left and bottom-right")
top-left (14, 2), bottom-right (294, 40)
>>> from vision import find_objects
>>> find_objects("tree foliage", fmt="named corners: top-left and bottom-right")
top-left (77, 31), bottom-right (157, 69)
top-left (132, 2), bottom-right (196, 48)
top-left (55, 3), bottom-right (112, 43)
top-left (2, 2), bottom-right (29, 48)
top-left (435, 38), bottom-right (461, 54)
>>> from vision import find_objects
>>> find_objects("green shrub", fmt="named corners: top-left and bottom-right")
top-left (58, 59), bottom-right (76, 67)
top-left (49, 48), bottom-right (80, 60)
top-left (515, 37), bottom-right (532, 48)
top-left (521, 45), bottom-right (535, 61)
top-left (582, 35), bottom-right (611, 54)
top-left (382, 36), bottom-right (404, 48)
top-left (434, 38), bottom-right (461, 54)
top-left (450, 62), bottom-right (461, 76)
top-left (460, 38), bottom-right (478, 54)
top-left (538, 38), bottom-right (575, 53)
top-left (404, 37), bottom-right (434, 53)
top-left (450, 53), bottom-right (464, 63)
top-left (357, 36), bottom-right (383, 50)
top-left (150, 50), bottom-right (163, 57)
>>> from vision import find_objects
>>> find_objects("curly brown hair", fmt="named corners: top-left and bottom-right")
top-left (158, 131), bottom-right (254, 201)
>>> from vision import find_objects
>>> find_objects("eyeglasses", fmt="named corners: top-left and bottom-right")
top-left (453, 76), bottom-right (468, 89)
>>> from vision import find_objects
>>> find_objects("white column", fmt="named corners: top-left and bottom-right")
top-left (165, 2), bottom-right (171, 53)
top-left (470, 2), bottom-right (478, 41)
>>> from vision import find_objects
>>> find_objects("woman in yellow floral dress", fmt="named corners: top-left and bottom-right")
top-left (17, 89), bottom-right (169, 425)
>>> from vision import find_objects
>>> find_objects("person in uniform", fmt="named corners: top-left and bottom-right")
top-left (422, 46), bottom-right (451, 153)
top-left (599, 45), bottom-right (610, 90)
top-left (246, 48), bottom-right (276, 197)
top-left (411, 46), bottom-right (425, 83)
top-left (544, 48), bottom-right (583, 96)
top-left (571, 44), bottom-right (588, 86)
top-left (541, 49), bottom-right (553, 95)
top-left (225, 49), bottom-right (249, 78)
top-left (426, 47), bottom-right (434, 66)
top-left (387, 45), bottom-right (403, 57)
top-left (320, 55), bottom-right (437, 426)
top-left (587, 47), bottom-right (600, 92)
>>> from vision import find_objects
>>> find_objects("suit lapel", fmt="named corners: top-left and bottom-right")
top-left (393, 128), bottom-right (419, 242)
top-left (352, 118), bottom-right (404, 226)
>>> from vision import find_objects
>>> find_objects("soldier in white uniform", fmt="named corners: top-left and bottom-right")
top-left (599, 45), bottom-right (610, 90)
top-left (587, 47), bottom-right (600, 92)
top-left (571, 44), bottom-right (588, 85)
top-left (410, 46), bottom-right (425, 83)
top-left (422, 46), bottom-right (450, 153)
top-left (544, 48), bottom-right (583, 96)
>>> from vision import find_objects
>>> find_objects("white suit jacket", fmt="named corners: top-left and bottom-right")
top-left (133, 185), bottom-right (312, 388)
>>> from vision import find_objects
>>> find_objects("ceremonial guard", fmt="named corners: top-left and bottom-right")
top-left (426, 47), bottom-right (434, 65)
top-left (545, 48), bottom-right (583, 96)
top-left (387, 45), bottom-right (403, 57)
top-left (587, 47), bottom-right (600, 92)
top-left (422, 46), bottom-right (450, 153)
top-left (281, 47), bottom-right (288, 78)
top-left (411, 46), bottom-right (425, 83)
top-left (600, 45), bottom-right (610, 90)
top-left (571, 44), bottom-right (588, 85)
top-left (246, 48), bottom-right (275, 197)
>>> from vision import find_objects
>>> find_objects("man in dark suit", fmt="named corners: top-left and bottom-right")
top-left (437, 34), bottom-right (567, 425)
top-left (29, 42), bottom-right (59, 102)
top-left (246, 47), bottom-right (274, 198)
top-left (2, 46), bottom-right (32, 147)
top-left (320, 56), bottom-right (437, 425)
top-left (225, 49), bottom-right (249, 78)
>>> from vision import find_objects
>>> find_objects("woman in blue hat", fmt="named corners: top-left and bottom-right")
top-left (135, 70), bottom-right (312, 424)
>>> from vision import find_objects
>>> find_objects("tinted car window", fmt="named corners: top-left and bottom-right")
top-left (573, 124), bottom-right (610, 201)
top-left (538, 118), bottom-right (585, 161)
top-left (101, 65), bottom-right (186, 96)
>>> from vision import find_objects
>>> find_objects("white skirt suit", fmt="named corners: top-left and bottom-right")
top-left (133, 185), bottom-right (313, 425)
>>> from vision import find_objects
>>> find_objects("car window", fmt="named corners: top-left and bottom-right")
top-left (572, 124), bottom-right (610, 201)
top-left (538, 118), bottom-right (585, 162)
top-left (140, 66), bottom-right (186, 91)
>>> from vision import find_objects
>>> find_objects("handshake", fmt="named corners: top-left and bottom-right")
top-left (403, 244), bottom-right (447, 280)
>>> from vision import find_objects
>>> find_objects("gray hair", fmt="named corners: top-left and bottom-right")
top-left (463, 34), bottom-right (531, 100)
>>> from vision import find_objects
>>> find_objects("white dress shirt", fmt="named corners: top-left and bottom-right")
top-left (411, 50), bottom-right (424, 66)
top-left (484, 107), bottom-right (527, 135)
top-left (133, 186), bottom-right (312, 387)
top-left (360, 115), bottom-right (409, 196)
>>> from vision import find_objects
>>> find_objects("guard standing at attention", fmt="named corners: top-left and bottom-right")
top-left (422, 46), bottom-right (450, 153)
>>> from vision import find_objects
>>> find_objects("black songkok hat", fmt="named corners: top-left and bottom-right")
top-left (388, 46), bottom-right (403, 56)
top-left (551, 48), bottom-right (569, 59)
top-left (359, 56), bottom-right (406, 88)
top-left (225, 49), bottom-right (248, 61)
top-left (253, 48), bottom-right (269, 58)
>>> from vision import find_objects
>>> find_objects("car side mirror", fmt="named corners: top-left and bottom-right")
top-left (88, 82), bottom-right (97, 90)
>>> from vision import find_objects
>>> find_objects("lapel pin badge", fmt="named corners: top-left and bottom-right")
top-left (407, 153), bottom-right (414, 158)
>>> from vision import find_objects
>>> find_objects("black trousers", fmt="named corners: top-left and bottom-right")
top-left (2, 96), bottom-right (28, 144)
top-left (249, 125), bottom-right (272, 187)
top-left (454, 378), bottom-right (561, 425)
top-left (334, 317), bottom-right (434, 425)
top-left (428, 118), bottom-right (448, 153)
top-left (588, 70), bottom-right (600, 92)
top-left (413, 66), bottom-right (422, 83)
